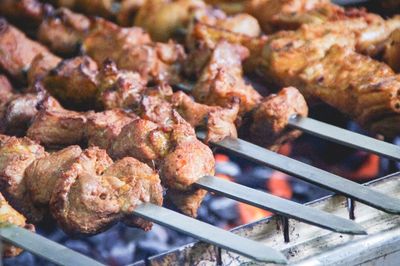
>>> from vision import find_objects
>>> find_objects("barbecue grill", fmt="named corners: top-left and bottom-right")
top-left (1, 0), bottom-right (400, 265)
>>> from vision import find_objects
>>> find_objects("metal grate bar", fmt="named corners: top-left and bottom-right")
top-left (133, 203), bottom-right (287, 264)
top-left (289, 115), bottom-right (400, 161)
top-left (0, 226), bottom-right (104, 266)
top-left (195, 176), bottom-right (366, 235)
top-left (198, 132), bottom-right (400, 214)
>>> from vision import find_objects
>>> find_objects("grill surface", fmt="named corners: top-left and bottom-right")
top-left (147, 173), bottom-right (400, 265)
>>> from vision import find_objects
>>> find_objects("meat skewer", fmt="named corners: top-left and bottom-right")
top-left (0, 135), bottom-right (286, 263)
top-left (0, 94), bottom-right (366, 235)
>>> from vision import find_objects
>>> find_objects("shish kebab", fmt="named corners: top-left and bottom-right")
top-left (0, 133), bottom-right (287, 264)
top-left (3, 0), bottom-right (400, 161)
top-left (1, 8), bottom-right (400, 214)
top-left (0, 64), bottom-right (365, 238)
top-left (0, 18), bottom-right (368, 233)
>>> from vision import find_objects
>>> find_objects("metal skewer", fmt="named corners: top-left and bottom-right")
top-left (197, 132), bottom-right (400, 215)
top-left (288, 115), bottom-right (400, 161)
top-left (195, 176), bottom-right (367, 235)
top-left (0, 226), bottom-right (104, 266)
top-left (133, 203), bottom-right (288, 264)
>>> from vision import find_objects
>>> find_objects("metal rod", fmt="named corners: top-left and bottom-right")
top-left (288, 115), bottom-right (400, 161)
top-left (133, 203), bottom-right (288, 264)
top-left (197, 132), bottom-right (400, 214)
top-left (195, 176), bottom-right (366, 235)
top-left (0, 226), bottom-right (104, 266)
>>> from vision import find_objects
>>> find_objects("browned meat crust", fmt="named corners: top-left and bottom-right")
top-left (0, 134), bottom-right (163, 234)
top-left (0, 192), bottom-right (35, 258)
top-left (38, 7), bottom-right (90, 55)
top-left (0, 19), bottom-right (60, 83)
top-left (0, 136), bottom-right (47, 222)
top-left (242, 87), bottom-right (308, 151)
top-left (384, 28), bottom-right (400, 73)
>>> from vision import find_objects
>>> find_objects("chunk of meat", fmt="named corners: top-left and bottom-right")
top-left (50, 147), bottom-right (163, 234)
top-left (0, 192), bottom-right (35, 258)
top-left (42, 56), bottom-right (99, 108)
top-left (192, 41), bottom-right (262, 116)
top-left (384, 28), bottom-right (400, 73)
top-left (0, 19), bottom-right (60, 83)
top-left (0, 136), bottom-right (47, 222)
top-left (86, 109), bottom-right (137, 150)
top-left (38, 8), bottom-right (91, 55)
top-left (243, 87), bottom-right (308, 151)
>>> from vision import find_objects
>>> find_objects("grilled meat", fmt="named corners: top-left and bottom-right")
top-left (42, 56), bottom-right (99, 108)
top-left (37, 7), bottom-right (91, 55)
top-left (241, 87), bottom-right (308, 151)
top-left (0, 136), bottom-right (47, 222)
top-left (191, 41), bottom-right (262, 116)
top-left (0, 192), bottom-right (35, 258)
top-left (23, 99), bottom-right (214, 217)
top-left (0, 0), bottom-right (49, 30)
top-left (0, 19), bottom-right (61, 84)
top-left (40, 58), bottom-right (239, 142)
top-left (384, 28), bottom-right (400, 72)
top-left (0, 134), bottom-right (163, 234)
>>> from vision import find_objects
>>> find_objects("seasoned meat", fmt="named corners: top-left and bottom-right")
top-left (0, 19), bottom-right (60, 83)
top-left (97, 60), bottom-right (147, 109)
top-left (25, 145), bottom-right (82, 206)
top-left (0, 136), bottom-right (47, 222)
top-left (192, 41), bottom-right (262, 116)
top-left (50, 147), bottom-right (163, 234)
top-left (38, 8), bottom-right (91, 55)
top-left (245, 0), bottom-right (344, 33)
top-left (3, 92), bottom-right (48, 136)
top-left (384, 28), bottom-right (400, 72)
top-left (111, 113), bottom-right (214, 216)
top-left (86, 109), bottom-right (137, 150)
top-left (27, 99), bottom-right (90, 148)
top-left (82, 19), bottom-right (185, 83)
top-left (242, 87), bottom-right (308, 151)
top-left (0, 192), bottom-right (35, 258)
top-left (171, 91), bottom-right (239, 143)
top-left (111, 118), bottom-right (169, 163)
top-left (42, 56), bottom-right (99, 108)
top-left (27, 53), bottom-right (62, 85)
top-left (298, 45), bottom-right (400, 137)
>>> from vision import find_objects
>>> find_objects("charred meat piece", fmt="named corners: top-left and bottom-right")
top-left (0, 136), bottom-right (47, 222)
top-left (0, 19), bottom-right (60, 83)
top-left (97, 60), bottom-right (147, 110)
top-left (38, 7), bottom-right (91, 55)
top-left (242, 87), bottom-right (308, 151)
top-left (42, 56), bottom-right (99, 108)
top-left (192, 41), bottom-right (262, 116)
top-left (50, 147), bottom-right (163, 234)
top-left (0, 75), bottom-right (15, 129)
top-left (0, 192), bottom-right (35, 258)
